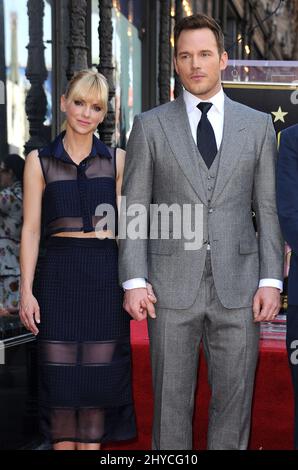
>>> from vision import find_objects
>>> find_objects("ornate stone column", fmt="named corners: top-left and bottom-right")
top-left (212, 0), bottom-right (220, 23)
top-left (24, 0), bottom-right (48, 154)
top-left (98, 0), bottom-right (115, 146)
top-left (174, 0), bottom-right (183, 99)
top-left (67, 0), bottom-right (89, 80)
top-left (0, 0), bottom-right (8, 158)
top-left (159, 0), bottom-right (171, 104)
top-left (221, 0), bottom-right (228, 35)
top-left (51, 0), bottom-right (71, 136)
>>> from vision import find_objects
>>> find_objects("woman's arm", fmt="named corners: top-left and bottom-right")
top-left (19, 150), bottom-right (45, 335)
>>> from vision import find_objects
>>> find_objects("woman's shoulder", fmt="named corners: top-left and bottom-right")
top-left (116, 148), bottom-right (125, 157)
top-left (26, 149), bottom-right (39, 160)
top-left (38, 133), bottom-right (64, 159)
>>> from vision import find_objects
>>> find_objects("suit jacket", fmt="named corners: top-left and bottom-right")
top-left (277, 124), bottom-right (298, 305)
top-left (119, 93), bottom-right (284, 309)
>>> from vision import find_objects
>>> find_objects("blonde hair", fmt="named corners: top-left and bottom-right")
top-left (61, 69), bottom-right (109, 131)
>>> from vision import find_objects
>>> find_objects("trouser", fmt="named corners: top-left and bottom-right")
top-left (286, 304), bottom-right (298, 449)
top-left (147, 253), bottom-right (260, 450)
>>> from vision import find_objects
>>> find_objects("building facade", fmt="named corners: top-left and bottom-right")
top-left (1, 0), bottom-right (298, 158)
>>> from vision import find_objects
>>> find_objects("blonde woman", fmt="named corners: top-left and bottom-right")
top-left (19, 70), bottom-right (154, 450)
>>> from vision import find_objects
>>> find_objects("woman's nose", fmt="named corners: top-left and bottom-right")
top-left (82, 106), bottom-right (91, 117)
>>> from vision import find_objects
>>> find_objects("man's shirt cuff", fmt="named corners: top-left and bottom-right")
top-left (259, 278), bottom-right (283, 292)
top-left (123, 278), bottom-right (147, 290)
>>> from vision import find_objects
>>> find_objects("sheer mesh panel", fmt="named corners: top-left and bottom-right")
top-left (40, 340), bottom-right (128, 365)
top-left (39, 339), bottom-right (130, 443)
top-left (85, 157), bottom-right (115, 179)
top-left (47, 217), bottom-right (84, 233)
top-left (77, 409), bottom-right (105, 442)
top-left (51, 408), bottom-right (105, 443)
top-left (40, 152), bottom-right (117, 236)
top-left (47, 216), bottom-right (110, 234)
top-left (82, 341), bottom-right (125, 364)
top-left (51, 409), bottom-right (77, 442)
top-left (40, 154), bottom-right (115, 185)
top-left (40, 341), bottom-right (77, 364)
top-left (40, 158), bottom-right (78, 184)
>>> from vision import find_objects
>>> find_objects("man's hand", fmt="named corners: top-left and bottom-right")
top-left (253, 287), bottom-right (281, 322)
top-left (123, 284), bottom-right (157, 321)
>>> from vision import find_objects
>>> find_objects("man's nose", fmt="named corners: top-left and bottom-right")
top-left (192, 56), bottom-right (202, 69)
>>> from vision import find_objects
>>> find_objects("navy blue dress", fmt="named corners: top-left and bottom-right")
top-left (35, 132), bottom-right (136, 444)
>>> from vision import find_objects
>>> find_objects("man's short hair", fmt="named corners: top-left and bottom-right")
top-left (174, 13), bottom-right (225, 57)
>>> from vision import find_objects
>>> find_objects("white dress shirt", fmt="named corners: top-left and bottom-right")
top-left (123, 87), bottom-right (282, 292)
top-left (184, 87), bottom-right (224, 149)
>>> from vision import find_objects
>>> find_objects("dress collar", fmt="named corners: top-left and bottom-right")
top-left (38, 131), bottom-right (112, 163)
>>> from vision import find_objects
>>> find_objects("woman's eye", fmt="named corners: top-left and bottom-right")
top-left (93, 106), bottom-right (101, 112)
top-left (74, 100), bottom-right (83, 106)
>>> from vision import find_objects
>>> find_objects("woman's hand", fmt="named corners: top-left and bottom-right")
top-left (19, 291), bottom-right (40, 335)
top-left (146, 282), bottom-right (157, 304)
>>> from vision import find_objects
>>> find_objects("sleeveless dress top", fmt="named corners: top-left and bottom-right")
top-left (38, 131), bottom-right (118, 237)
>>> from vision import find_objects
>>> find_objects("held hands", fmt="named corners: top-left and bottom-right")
top-left (253, 287), bottom-right (281, 323)
top-left (19, 290), bottom-right (40, 335)
top-left (123, 282), bottom-right (157, 322)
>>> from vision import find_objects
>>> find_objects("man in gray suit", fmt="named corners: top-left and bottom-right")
top-left (119, 14), bottom-right (283, 450)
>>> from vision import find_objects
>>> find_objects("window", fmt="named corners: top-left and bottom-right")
top-left (91, 0), bottom-right (142, 146)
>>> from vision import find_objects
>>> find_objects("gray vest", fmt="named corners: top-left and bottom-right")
top-left (197, 145), bottom-right (223, 248)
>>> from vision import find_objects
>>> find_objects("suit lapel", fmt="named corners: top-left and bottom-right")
top-left (158, 94), bottom-right (208, 205)
top-left (211, 96), bottom-right (247, 204)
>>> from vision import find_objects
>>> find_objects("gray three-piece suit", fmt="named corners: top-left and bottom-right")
top-left (119, 93), bottom-right (283, 449)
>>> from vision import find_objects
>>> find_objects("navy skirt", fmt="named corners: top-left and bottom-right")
top-left (35, 237), bottom-right (136, 444)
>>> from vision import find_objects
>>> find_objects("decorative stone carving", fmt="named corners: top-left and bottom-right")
top-left (174, 0), bottom-right (183, 99)
top-left (67, 0), bottom-right (89, 79)
top-left (98, 0), bottom-right (115, 146)
top-left (0, 0), bottom-right (8, 157)
top-left (159, 0), bottom-right (171, 104)
top-left (24, 0), bottom-right (48, 154)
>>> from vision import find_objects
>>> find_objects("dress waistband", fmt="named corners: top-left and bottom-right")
top-left (46, 236), bottom-right (118, 249)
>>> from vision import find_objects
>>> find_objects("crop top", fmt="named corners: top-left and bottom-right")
top-left (38, 131), bottom-right (118, 237)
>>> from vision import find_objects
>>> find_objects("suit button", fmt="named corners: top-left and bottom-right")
top-left (208, 186), bottom-right (212, 191)
top-left (208, 208), bottom-right (213, 214)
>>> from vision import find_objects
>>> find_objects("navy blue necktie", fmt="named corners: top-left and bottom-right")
top-left (196, 102), bottom-right (217, 169)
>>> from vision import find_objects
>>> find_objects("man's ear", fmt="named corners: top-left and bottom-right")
top-left (220, 51), bottom-right (228, 72)
top-left (173, 55), bottom-right (178, 75)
